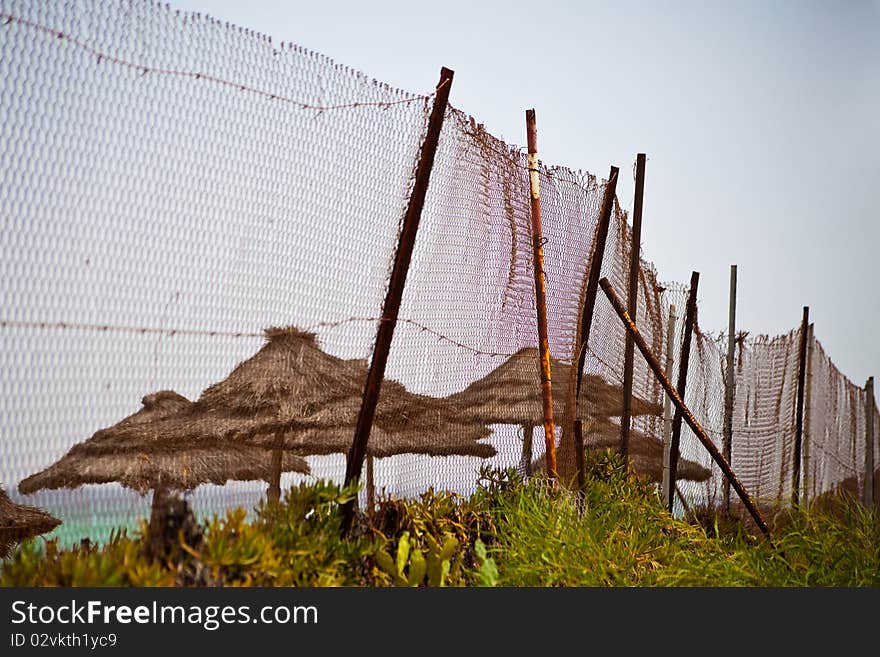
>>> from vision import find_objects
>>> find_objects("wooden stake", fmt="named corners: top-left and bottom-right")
top-left (526, 108), bottom-right (557, 483)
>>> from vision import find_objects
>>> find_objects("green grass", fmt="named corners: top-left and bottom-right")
top-left (2, 450), bottom-right (878, 587)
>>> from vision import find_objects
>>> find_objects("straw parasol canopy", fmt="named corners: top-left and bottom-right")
top-left (67, 327), bottom-right (495, 503)
top-left (0, 486), bottom-right (62, 558)
top-left (530, 418), bottom-right (711, 484)
top-left (446, 347), bottom-right (663, 425)
top-left (103, 328), bottom-right (493, 444)
top-left (17, 390), bottom-right (311, 497)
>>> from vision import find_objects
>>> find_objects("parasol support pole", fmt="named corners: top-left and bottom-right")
top-left (521, 423), bottom-right (534, 477)
top-left (267, 431), bottom-right (283, 505)
top-left (620, 153), bottom-right (646, 461)
top-left (598, 276), bottom-right (771, 537)
top-left (341, 67), bottom-right (454, 534)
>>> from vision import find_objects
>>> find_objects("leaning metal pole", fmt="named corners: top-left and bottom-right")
top-left (668, 271), bottom-right (699, 514)
top-left (792, 306), bottom-right (809, 507)
top-left (722, 264), bottom-right (737, 514)
top-left (865, 376), bottom-right (875, 508)
top-left (526, 108), bottom-right (557, 483)
top-left (661, 304), bottom-right (677, 510)
top-left (620, 153), bottom-right (646, 460)
top-left (342, 67), bottom-right (454, 533)
top-left (559, 166), bottom-right (619, 485)
top-left (599, 277), bottom-right (771, 537)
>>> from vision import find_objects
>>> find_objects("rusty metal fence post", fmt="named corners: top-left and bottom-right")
top-left (865, 376), bottom-right (876, 508)
top-left (598, 276), bottom-right (770, 537)
top-left (802, 322), bottom-right (814, 503)
top-left (792, 306), bottom-right (809, 507)
top-left (559, 166), bottom-right (619, 485)
top-left (668, 271), bottom-right (699, 514)
top-left (722, 264), bottom-right (737, 514)
top-left (525, 108), bottom-right (557, 483)
top-left (341, 67), bottom-right (454, 533)
top-left (661, 304), bottom-right (677, 510)
top-left (620, 153), bottom-right (646, 460)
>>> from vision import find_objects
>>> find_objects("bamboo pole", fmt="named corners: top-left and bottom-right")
top-left (525, 108), bottom-right (557, 483)
top-left (620, 153), bottom-right (646, 460)
top-left (668, 271), bottom-right (699, 514)
top-left (792, 306), bottom-right (809, 507)
top-left (722, 265), bottom-right (737, 514)
top-left (865, 376), bottom-right (875, 508)
top-left (599, 276), bottom-right (771, 537)
top-left (661, 304), bottom-right (677, 510)
top-left (342, 67), bottom-right (454, 532)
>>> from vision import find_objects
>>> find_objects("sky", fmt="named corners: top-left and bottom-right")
top-left (162, 0), bottom-right (878, 389)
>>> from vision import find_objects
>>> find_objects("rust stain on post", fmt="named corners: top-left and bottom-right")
top-left (599, 276), bottom-right (771, 538)
top-left (526, 108), bottom-right (557, 482)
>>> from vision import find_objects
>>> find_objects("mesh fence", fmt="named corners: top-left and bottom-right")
top-left (0, 0), bottom-right (876, 548)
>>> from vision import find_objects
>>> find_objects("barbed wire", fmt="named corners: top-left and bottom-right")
top-left (1, 13), bottom-right (434, 114)
top-left (0, 318), bottom-right (264, 340)
top-left (0, 314), bottom-right (626, 375)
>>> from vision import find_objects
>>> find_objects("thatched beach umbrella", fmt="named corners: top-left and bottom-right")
top-left (446, 347), bottom-right (662, 422)
top-left (0, 487), bottom-right (62, 559)
top-left (111, 327), bottom-right (495, 503)
top-left (18, 390), bottom-right (311, 531)
top-left (531, 417), bottom-right (711, 484)
top-left (446, 347), bottom-right (663, 474)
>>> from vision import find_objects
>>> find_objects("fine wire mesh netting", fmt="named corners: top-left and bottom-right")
top-left (0, 0), bottom-right (430, 544)
top-left (0, 0), bottom-right (876, 549)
